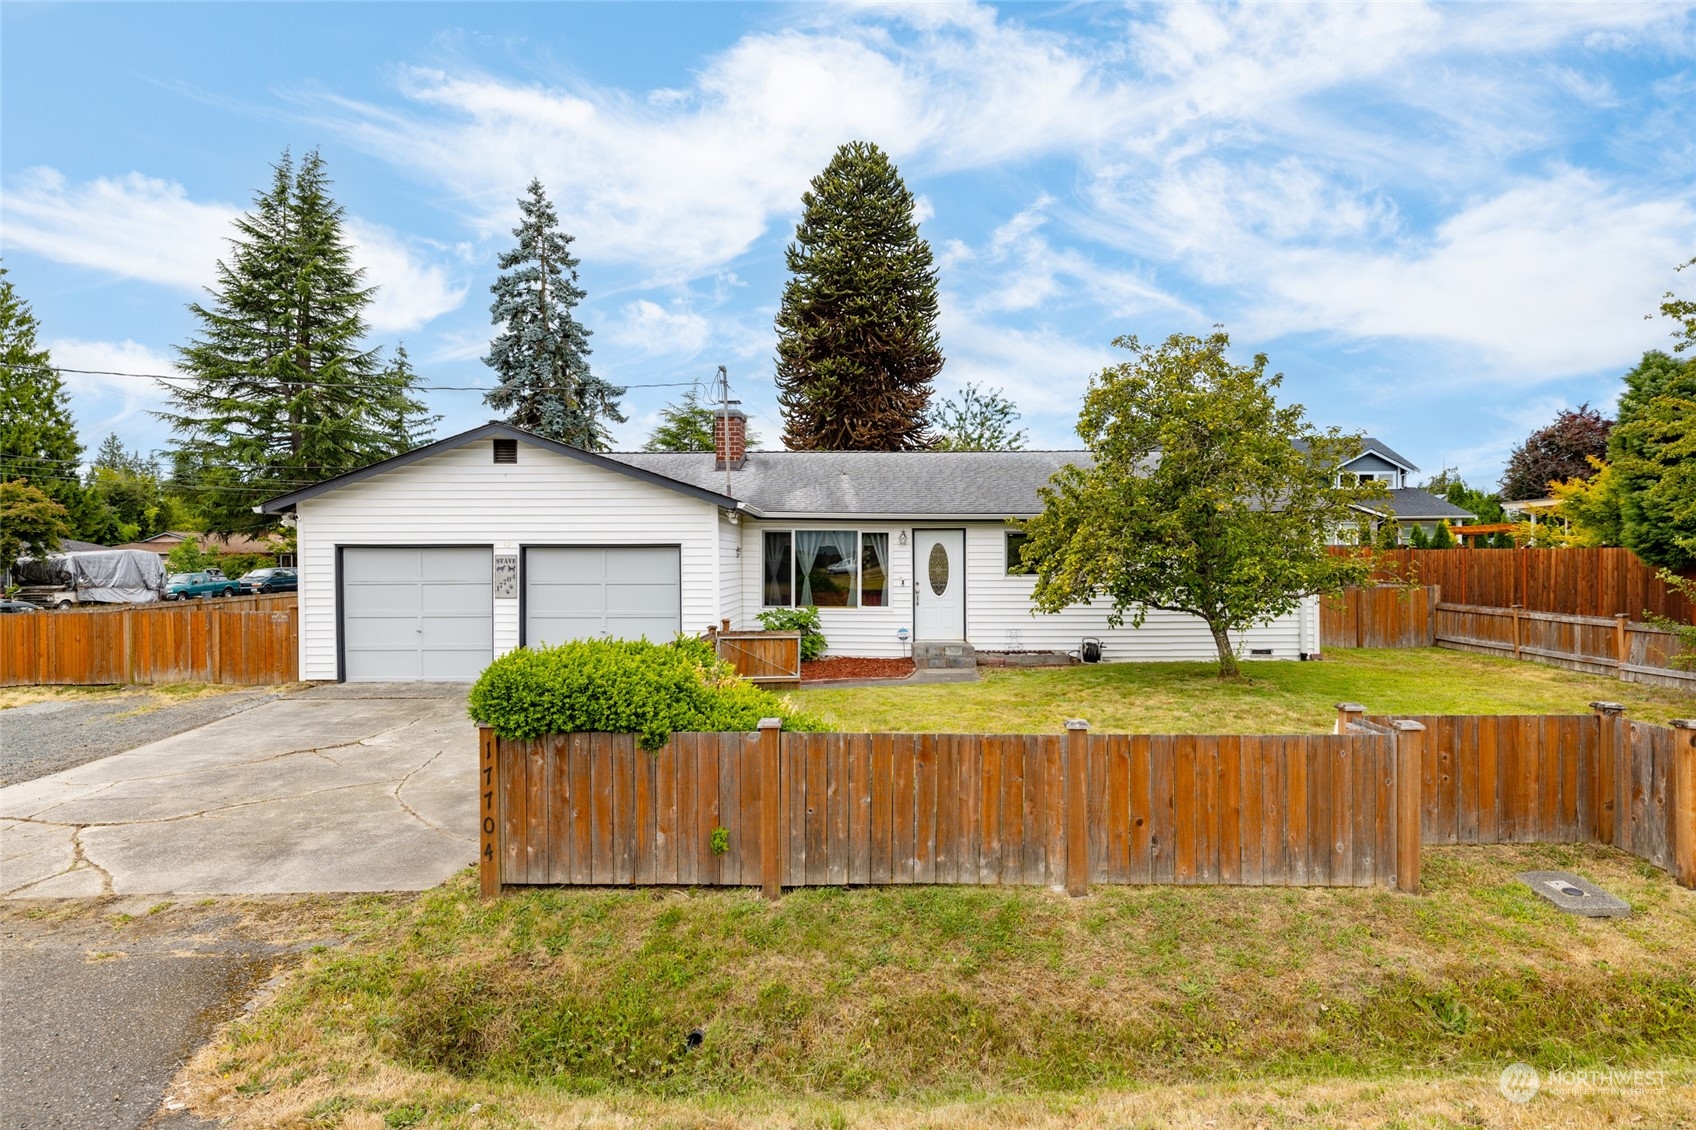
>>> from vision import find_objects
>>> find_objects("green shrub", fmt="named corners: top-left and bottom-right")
top-left (468, 636), bottom-right (824, 749)
top-left (755, 606), bottom-right (828, 661)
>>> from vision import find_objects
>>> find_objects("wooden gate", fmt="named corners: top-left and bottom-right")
top-left (714, 631), bottom-right (802, 687)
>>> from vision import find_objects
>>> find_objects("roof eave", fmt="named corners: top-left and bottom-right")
top-left (259, 421), bottom-right (745, 514)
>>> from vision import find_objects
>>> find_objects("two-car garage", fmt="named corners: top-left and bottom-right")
top-left (339, 545), bottom-right (681, 681)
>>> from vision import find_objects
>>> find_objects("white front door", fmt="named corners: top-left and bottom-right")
top-left (913, 529), bottom-right (965, 640)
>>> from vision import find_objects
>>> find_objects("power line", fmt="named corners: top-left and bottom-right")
top-left (3, 360), bottom-right (697, 394)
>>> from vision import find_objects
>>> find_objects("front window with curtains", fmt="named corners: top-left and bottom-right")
top-left (762, 530), bottom-right (890, 608)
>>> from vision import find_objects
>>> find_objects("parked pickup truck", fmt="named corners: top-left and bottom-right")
top-left (164, 570), bottom-right (236, 600)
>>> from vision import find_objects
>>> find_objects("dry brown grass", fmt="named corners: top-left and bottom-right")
top-left (0, 680), bottom-right (281, 710)
top-left (174, 844), bottom-right (1696, 1129)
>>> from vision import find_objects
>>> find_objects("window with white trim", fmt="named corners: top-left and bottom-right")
top-left (762, 530), bottom-right (890, 608)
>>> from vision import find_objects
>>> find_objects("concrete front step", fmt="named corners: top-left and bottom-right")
top-left (912, 640), bottom-right (977, 669)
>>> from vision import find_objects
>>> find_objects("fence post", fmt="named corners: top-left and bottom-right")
top-left (1335, 702), bottom-right (1366, 735)
top-left (1670, 720), bottom-right (1696, 890)
top-left (122, 608), bottom-right (135, 686)
top-left (1614, 614), bottom-right (1630, 677)
top-left (1510, 604), bottom-right (1523, 660)
top-left (209, 600), bottom-right (223, 684)
top-left (1064, 720), bottom-right (1090, 897)
top-left (479, 727), bottom-right (500, 900)
top-left (758, 718), bottom-right (784, 901)
top-left (1590, 702), bottom-right (1627, 847)
top-left (1391, 720), bottom-right (1425, 894)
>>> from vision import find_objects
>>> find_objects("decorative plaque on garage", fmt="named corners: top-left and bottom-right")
top-left (494, 554), bottom-right (518, 598)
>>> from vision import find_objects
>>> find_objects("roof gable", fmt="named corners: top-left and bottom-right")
top-left (260, 422), bottom-right (745, 514)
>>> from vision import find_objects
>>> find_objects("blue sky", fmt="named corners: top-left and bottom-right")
top-left (4, 2), bottom-right (1694, 488)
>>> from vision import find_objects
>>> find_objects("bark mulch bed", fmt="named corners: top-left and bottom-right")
top-left (800, 657), bottom-right (916, 683)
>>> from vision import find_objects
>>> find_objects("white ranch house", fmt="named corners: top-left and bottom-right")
top-left (261, 415), bottom-right (1322, 682)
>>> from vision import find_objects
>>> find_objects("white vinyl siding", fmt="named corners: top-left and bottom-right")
top-left (718, 511), bottom-right (744, 632)
top-left (962, 524), bottom-right (1308, 661)
top-left (294, 441), bottom-right (723, 681)
top-left (734, 519), bottom-right (1310, 661)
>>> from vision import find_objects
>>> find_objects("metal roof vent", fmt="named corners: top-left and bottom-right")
top-left (493, 438), bottom-right (517, 464)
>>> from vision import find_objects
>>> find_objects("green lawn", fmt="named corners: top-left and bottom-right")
top-left (183, 844), bottom-right (1695, 1128)
top-left (796, 648), bottom-right (1696, 734)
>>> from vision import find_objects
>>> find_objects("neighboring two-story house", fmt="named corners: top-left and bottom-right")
top-left (1338, 439), bottom-right (1475, 543)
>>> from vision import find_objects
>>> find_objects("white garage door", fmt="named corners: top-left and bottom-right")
top-left (525, 546), bottom-right (681, 646)
top-left (342, 547), bottom-right (492, 681)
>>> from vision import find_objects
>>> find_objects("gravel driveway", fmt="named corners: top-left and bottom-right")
top-left (0, 690), bottom-right (286, 787)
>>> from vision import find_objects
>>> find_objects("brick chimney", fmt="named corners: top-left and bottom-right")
top-left (714, 406), bottom-right (746, 471)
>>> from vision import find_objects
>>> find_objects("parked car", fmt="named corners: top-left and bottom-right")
top-left (238, 567), bottom-right (297, 594)
top-left (165, 571), bottom-right (237, 600)
top-left (0, 599), bottom-right (38, 614)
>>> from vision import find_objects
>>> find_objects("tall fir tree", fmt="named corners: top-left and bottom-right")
top-left (0, 266), bottom-right (95, 533)
top-left (484, 179), bottom-right (624, 449)
top-left (159, 149), bottom-right (430, 534)
top-left (775, 141), bottom-right (942, 451)
top-left (383, 344), bottom-right (440, 453)
top-left (643, 386), bottom-right (760, 452)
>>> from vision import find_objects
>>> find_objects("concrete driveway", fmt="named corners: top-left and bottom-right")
top-left (0, 684), bottom-right (476, 897)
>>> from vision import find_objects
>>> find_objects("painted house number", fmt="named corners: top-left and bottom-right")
top-left (494, 554), bottom-right (518, 598)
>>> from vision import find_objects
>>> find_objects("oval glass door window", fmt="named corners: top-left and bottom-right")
top-left (928, 542), bottom-right (950, 595)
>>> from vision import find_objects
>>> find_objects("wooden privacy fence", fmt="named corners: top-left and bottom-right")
top-left (1331, 546), bottom-right (1695, 623)
top-left (1433, 603), bottom-right (1693, 690)
top-left (0, 594), bottom-right (298, 686)
top-left (712, 630), bottom-right (801, 688)
top-left (479, 720), bottom-right (1422, 898)
top-left (1320, 585), bottom-right (1439, 648)
top-left (1343, 704), bottom-right (1694, 886)
top-left (481, 708), bottom-right (1696, 899)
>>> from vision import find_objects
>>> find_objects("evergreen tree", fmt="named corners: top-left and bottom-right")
top-left (1611, 349), bottom-right (1696, 568)
top-left (160, 150), bottom-right (430, 534)
top-left (383, 345), bottom-right (440, 452)
top-left (0, 267), bottom-right (94, 531)
top-left (83, 433), bottom-right (168, 544)
top-left (1407, 523), bottom-right (1430, 549)
top-left (484, 179), bottom-right (624, 449)
top-left (1429, 520), bottom-right (1456, 549)
top-left (931, 382), bottom-right (1027, 451)
top-left (643, 386), bottom-right (760, 453)
top-left (775, 141), bottom-right (942, 451)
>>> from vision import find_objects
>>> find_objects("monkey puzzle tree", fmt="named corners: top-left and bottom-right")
top-left (775, 141), bottom-right (942, 451)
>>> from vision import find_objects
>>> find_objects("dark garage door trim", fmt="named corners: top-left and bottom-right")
top-left (519, 544), bottom-right (683, 648)
top-left (336, 544), bottom-right (493, 682)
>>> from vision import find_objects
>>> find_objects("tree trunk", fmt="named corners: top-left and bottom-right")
top-left (1209, 623), bottom-right (1241, 679)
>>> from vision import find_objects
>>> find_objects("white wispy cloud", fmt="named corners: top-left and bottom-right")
top-left (5, 169), bottom-right (466, 334)
top-left (296, 0), bottom-right (1691, 386)
top-left (607, 298), bottom-right (712, 357)
top-left (1247, 172), bottom-right (1696, 377)
top-left (47, 338), bottom-right (181, 447)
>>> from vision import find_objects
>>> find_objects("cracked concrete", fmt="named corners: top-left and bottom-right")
top-left (1, 685), bottom-right (476, 896)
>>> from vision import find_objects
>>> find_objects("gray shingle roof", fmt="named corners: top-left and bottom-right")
top-left (609, 450), bottom-right (1086, 517)
top-left (1352, 488), bottom-right (1476, 521)
top-left (1354, 438), bottom-right (1418, 471)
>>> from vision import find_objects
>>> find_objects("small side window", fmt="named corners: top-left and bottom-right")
top-left (1006, 530), bottom-right (1033, 575)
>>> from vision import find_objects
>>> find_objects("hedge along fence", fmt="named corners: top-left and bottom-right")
top-left (479, 707), bottom-right (1696, 899)
top-left (479, 719), bottom-right (1423, 899)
